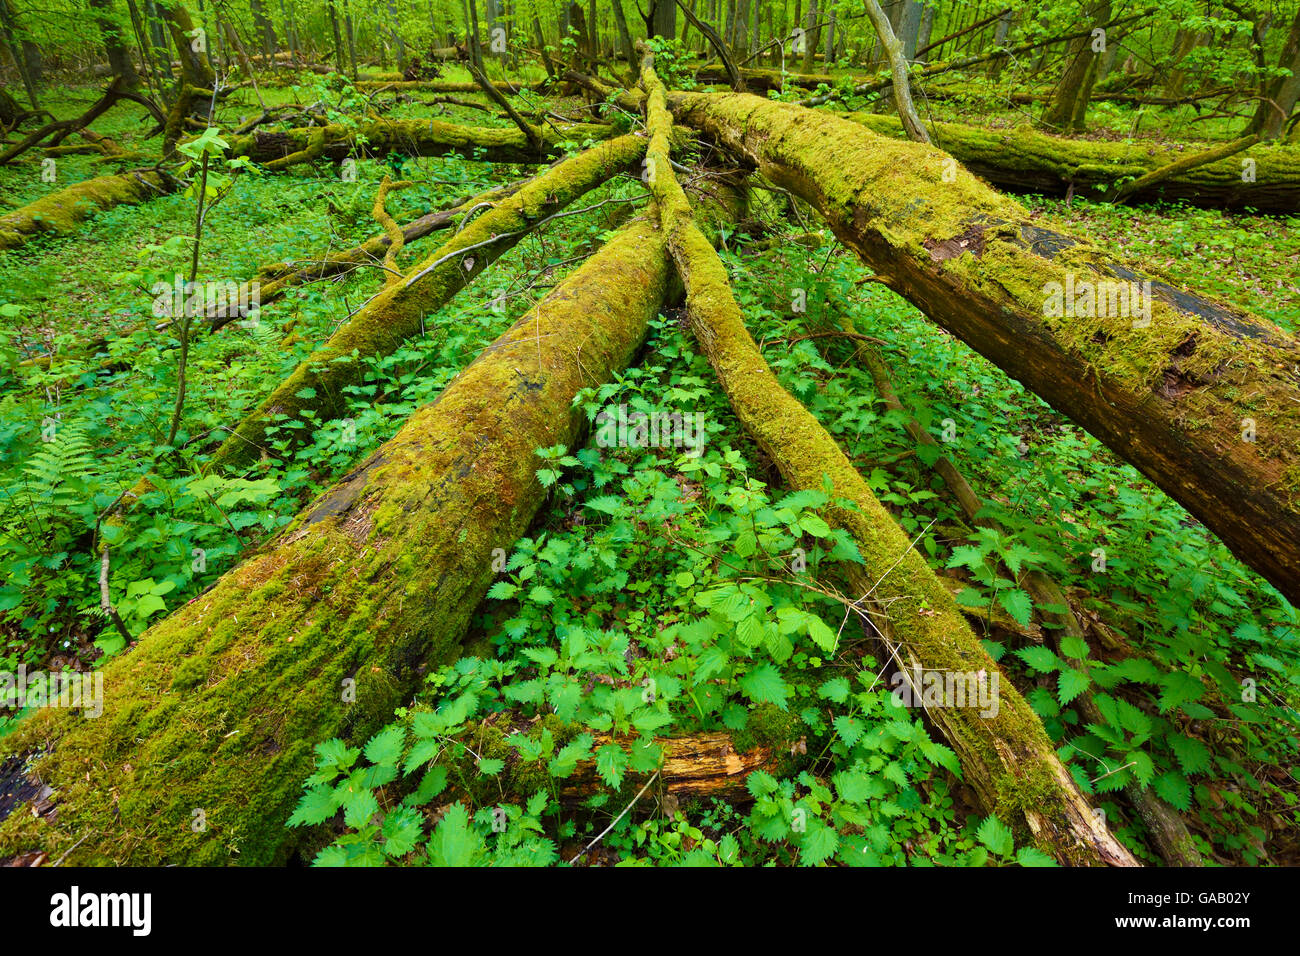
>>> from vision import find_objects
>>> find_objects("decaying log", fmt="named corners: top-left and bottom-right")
top-left (211, 133), bottom-right (647, 468)
top-left (844, 112), bottom-right (1300, 213)
top-left (643, 60), bottom-right (1138, 867)
top-left (0, 210), bottom-right (676, 867)
top-left (223, 117), bottom-right (612, 169)
top-left (0, 170), bottom-right (172, 251)
top-left (671, 92), bottom-right (1300, 606)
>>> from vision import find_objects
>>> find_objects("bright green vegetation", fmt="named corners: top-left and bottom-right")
top-left (2, 0), bottom-right (1299, 868)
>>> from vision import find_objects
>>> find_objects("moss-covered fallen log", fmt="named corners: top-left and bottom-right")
top-left (223, 117), bottom-right (611, 169)
top-left (0, 170), bottom-right (172, 250)
top-left (672, 92), bottom-right (1300, 606)
top-left (842, 112), bottom-right (1300, 213)
top-left (0, 211), bottom-right (675, 867)
top-left (643, 61), bottom-right (1136, 867)
top-left (353, 79), bottom-right (548, 93)
top-left (212, 133), bottom-right (646, 468)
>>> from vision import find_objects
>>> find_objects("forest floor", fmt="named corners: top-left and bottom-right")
top-left (1, 66), bottom-right (1298, 866)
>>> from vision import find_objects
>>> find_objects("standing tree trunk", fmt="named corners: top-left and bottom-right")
top-left (1041, 0), bottom-right (1110, 131)
top-left (863, 0), bottom-right (929, 143)
top-left (1252, 9), bottom-right (1300, 140)
top-left (0, 0), bottom-right (40, 107)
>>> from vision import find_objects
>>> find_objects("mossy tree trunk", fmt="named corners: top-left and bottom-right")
top-left (0, 211), bottom-right (675, 867)
top-left (643, 58), bottom-right (1136, 867)
top-left (842, 111), bottom-right (1300, 213)
top-left (671, 91), bottom-right (1300, 607)
top-left (223, 116), bottom-right (609, 168)
top-left (211, 133), bottom-right (646, 469)
top-left (0, 170), bottom-right (172, 250)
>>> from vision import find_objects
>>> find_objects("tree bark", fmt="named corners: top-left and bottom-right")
top-left (863, 0), bottom-right (929, 143)
top-left (671, 92), bottom-right (1300, 606)
top-left (0, 210), bottom-right (676, 867)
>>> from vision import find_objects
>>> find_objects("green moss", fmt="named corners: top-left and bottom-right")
top-left (0, 172), bottom-right (169, 250)
top-left (213, 132), bottom-right (648, 468)
top-left (0, 211), bottom-right (673, 866)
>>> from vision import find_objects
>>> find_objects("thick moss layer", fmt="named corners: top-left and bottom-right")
top-left (223, 117), bottom-right (612, 168)
top-left (0, 171), bottom-right (171, 250)
top-left (0, 212), bottom-right (672, 866)
top-left (647, 73), bottom-right (1135, 866)
top-left (671, 91), bottom-right (1300, 605)
top-left (844, 111), bottom-right (1300, 212)
top-left (213, 133), bottom-right (647, 468)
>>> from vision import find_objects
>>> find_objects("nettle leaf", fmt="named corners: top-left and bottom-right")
top-left (818, 676), bottom-right (851, 703)
top-left (1152, 771), bottom-right (1192, 811)
top-left (1059, 635), bottom-right (1092, 661)
top-left (1015, 847), bottom-right (1058, 867)
top-left (1016, 646), bottom-right (1062, 673)
top-left (342, 787), bottom-right (380, 829)
top-left (486, 581), bottom-right (518, 600)
top-left (427, 802), bottom-right (485, 867)
top-left (833, 715), bottom-right (865, 747)
top-left (975, 814), bottom-right (1015, 856)
top-left (997, 588), bottom-right (1033, 627)
top-left (798, 821), bottom-right (839, 866)
top-left (547, 733), bottom-right (594, 778)
top-left (805, 615), bottom-right (839, 654)
top-left (1057, 667), bottom-right (1091, 705)
top-left (739, 664), bottom-right (790, 710)
top-left (363, 725), bottom-right (406, 768)
top-left (381, 806), bottom-right (425, 857)
top-left (595, 743), bottom-right (629, 790)
top-left (1169, 734), bottom-right (1212, 774)
top-left (288, 785), bottom-right (341, 827)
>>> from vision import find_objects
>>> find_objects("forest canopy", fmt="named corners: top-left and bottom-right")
top-left (0, 0), bottom-right (1297, 874)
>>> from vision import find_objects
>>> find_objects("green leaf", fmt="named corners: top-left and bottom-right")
top-left (997, 588), bottom-right (1033, 627)
top-left (1152, 771), bottom-right (1192, 811)
top-left (739, 664), bottom-right (790, 710)
top-left (363, 725), bottom-right (406, 768)
top-left (975, 814), bottom-right (1015, 856)
top-left (1016, 646), bottom-right (1062, 673)
top-left (595, 743), bottom-right (628, 790)
top-left (1057, 667), bottom-right (1091, 705)
top-left (427, 803), bottom-right (485, 867)
top-left (798, 820), bottom-right (839, 865)
top-left (1015, 846), bottom-right (1058, 867)
top-left (1059, 635), bottom-right (1092, 660)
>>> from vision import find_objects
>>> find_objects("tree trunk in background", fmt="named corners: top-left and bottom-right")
top-left (801, 0), bottom-right (818, 73)
top-left (249, 0), bottom-right (278, 55)
top-left (1252, 9), bottom-right (1300, 140)
top-left (863, 0), bottom-right (929, 142)
top-left (327, 0), bottom-right (345, 69)
top-left (671, 92), bottom-right (1300, 606)
top-left (898, 0), bottom-right (922, 61)
top-left (1041, 0), bottom-right (1110, 131)
top-left (650, 0), bottom-right (676, 39)
top-left (915, 3), bottom-right (934, 62)
top-left (611, 0), bottom-right (635, 73)
top-left (386, 0), bottom-right (406, 70)
top-left (158, 1), bottom-right (215, 88)
top-left (987, 8), bottom-right (1013, 77)
top-left (0, 0), bottom-right (40, 107)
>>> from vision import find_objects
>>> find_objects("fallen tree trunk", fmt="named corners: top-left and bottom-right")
top-left (353, 79), bottom-right (548, 93)
top-left (0, 211), bottom-right (675, 867)
top-left (0, 170), bottom-right (172, 251)
top-left (223, 117), bottom-right (611, 169)
top-left (644, 61), bottom-right (1136, 867)
top-left (842, 112), bottom-right (1300, 212)
top-left (211, 133), bottom-right (646, 468)
top-left (855, 340), bottom-right (1203, 866)
top-left (672, 91), bottom-right (1300, 606)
